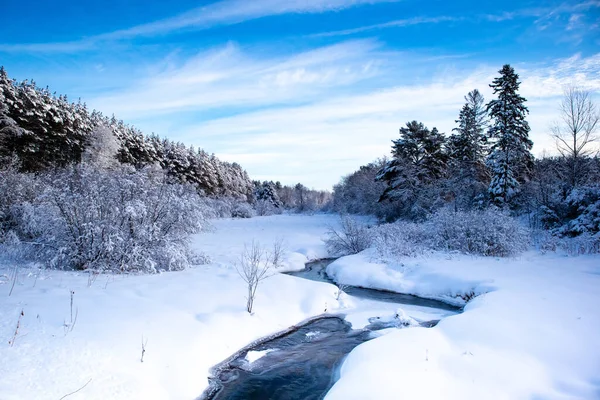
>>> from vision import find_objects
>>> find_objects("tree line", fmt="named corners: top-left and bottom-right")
top-left (0, 67), bottom-right (252, 199)
top-left (333, 64), bottom-right (600, 240)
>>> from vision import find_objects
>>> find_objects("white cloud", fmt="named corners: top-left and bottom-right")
top-left (311, 16), bottom-right (461, 37)
top-left (88, 40), bottom-right (386, 118)
top-left (107, 0), bottom-right (399, 38)
top-left (0, 0), bottom-right (398, 53)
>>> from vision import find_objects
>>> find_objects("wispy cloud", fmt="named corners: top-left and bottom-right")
top-left (312, 1), bottom-right (600, 38)
top-left (0, 40), bottom-right (97, 53)
top-left (105, 0), bottom-right (399, 38)
top-left (0, 0), bottom-right (398, 53)
top-left (311, 16), bottom-right (461, 37)
top-left (88, 39), bottom-right (388, 118)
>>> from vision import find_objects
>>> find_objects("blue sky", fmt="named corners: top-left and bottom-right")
top-left (1, 0), bottom-right (599, 189)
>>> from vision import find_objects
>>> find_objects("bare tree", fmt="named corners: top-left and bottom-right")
top-left (270, 237), bottom-right (286, 268)
top-left (325, 215), bottom-right (372, 256)
top-left (8, 310), bottom-right (24, 347)
top-left (551, 86), bottom-right (599, 188)
top-left (336, 283), bottom-right (348, 300)
top-left (141, 335), bottom-right (148, 363)
top-left (235, 241), bottom-right (272, 314)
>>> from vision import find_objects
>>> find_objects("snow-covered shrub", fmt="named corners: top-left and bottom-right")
top-left (429, 208), bottom-right (529, 256)
top-left (325, 216), bottom-right (373, 256)
top-left (254, 199), bottom-right (282, 216)
top-left (16, 165), bottom-right (210, 272)
top-left (0, 163), bottom-right (40, 243)
top-left (371, 221), bottom-right (428, 258)
top-left (231, 201), bottom-right (255, 219)
top-left (202, 197), bottom-right (255, 218)
top-left (536, 232), bottom-right (600, 255)
top-left (371, 209), bottom-right (529, 259)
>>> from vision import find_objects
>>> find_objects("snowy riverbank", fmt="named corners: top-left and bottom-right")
top-left (326, 250), bottom-right (600, 399)
top-left (1, 214), bottom-right (598, 399)
top-left (0, 215), bottom-right (339, 399)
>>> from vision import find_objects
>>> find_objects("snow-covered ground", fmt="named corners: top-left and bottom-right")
top-left (0, 215), bottom-right (340, 399)
top-left (326, 249), bottom-right (600, 399)
top-left (1, 214), bottom-right (598, 399)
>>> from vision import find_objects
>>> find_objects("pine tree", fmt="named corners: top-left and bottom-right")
top-left (0, 67), bottom-right (254, 199)
top-left (377, 121), bottom-right (447, 198)
top-left (376, 121), bottom-right (447, 219)
top-left (0, 67), bottom-right (24, 165)
top-left (447, 89), bottom-right (489, 209)
top-left (255, 181), bottom-right (282, 209)
top-left (486, 65), bottom-right (533, 206)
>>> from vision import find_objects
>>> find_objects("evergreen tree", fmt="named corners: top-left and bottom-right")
top-left (486, 65), bottom-right (533, 206)
top-left (255, 181), bottom-right (282, 209)
top-left (447, 89), bottom-right (489, 209)
top-left (0, 67), bottom-right (24, 165)
top-left (376, 121), bottom-right (447, 220)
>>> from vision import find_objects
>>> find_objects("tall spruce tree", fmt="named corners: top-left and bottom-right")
top-left (486, 65), bottom-right (533, 206)
top-left (447, 89), bottom-right (489, 209)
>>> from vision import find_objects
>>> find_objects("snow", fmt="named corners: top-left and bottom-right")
top-left (325, 250), bottom-right (600, 400)
top-left (1, 214), bottom-right (599, 400)
top-left (0, 214), bottom-right (336, 400)
top-left (190, 214), bottom-right (330, 272)
top-left (326, 248), bottom-right (495, 306)
top-left (245, 349), bottom-right (274, 363)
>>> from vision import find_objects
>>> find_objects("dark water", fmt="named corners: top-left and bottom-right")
top-left (207, 317), bottom-right (370, 400)
top-left (200, 259), bottom-right (460, 400)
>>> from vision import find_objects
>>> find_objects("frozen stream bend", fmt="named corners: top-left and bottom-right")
top-left (199, 259), bottom-right (461, 400)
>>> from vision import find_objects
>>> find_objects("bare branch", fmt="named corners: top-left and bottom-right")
top-left (141, 335), bottom-right (148, 363)
top-left (234, 241), bottom-right (273, 313)
top-left (8, 310), bottom-right (24, 347)
top-left (58, 378), bottom-right (92, 400)
top-left (550, 85), bottom-right (600, 187)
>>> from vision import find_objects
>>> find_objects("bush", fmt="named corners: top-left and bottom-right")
top-left (428, 208), bottom-right (530, 256)
top-left (325, 216), bottom-right (373, 256)
top-left (372, 221), bottom-right (429, 258)
top-left (254, 199), bottom-right (282, 216)
top-left (0, 163), bottom-right (40, 243)
top-left (202, 197), bottom-right (255, 219)
top-left (535, 231), bottom-right (600, 255)
top-left (372, 208), bottom-right (530, 258)
top-left (231, 201), bottom-right (255, 218)
top-left (7, 164), bottom-right (210, 272)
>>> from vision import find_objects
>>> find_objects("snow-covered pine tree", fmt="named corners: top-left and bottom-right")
top-left (376, 121), bottom-right (447, 219)
top-left (486, 65), bottom-right (533, 206)
top-left (256, 181), bottom-right (282, 208)
top-left (447, 89), bottom-right (489, 209)
top-left (0, 67), bottom-right (25, 165)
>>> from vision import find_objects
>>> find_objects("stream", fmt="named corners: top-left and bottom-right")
top-left (199, 259), bottom-right (461, 400)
